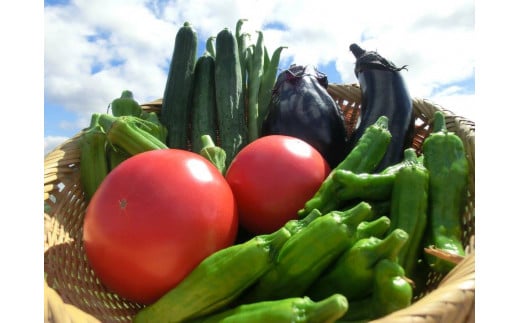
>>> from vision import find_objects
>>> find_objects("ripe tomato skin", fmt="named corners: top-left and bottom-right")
top-left (225, 135), bottom-right (330, 235)
top-left (83, 149), bottom-right (238, 305)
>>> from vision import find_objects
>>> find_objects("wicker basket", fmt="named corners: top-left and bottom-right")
top-left (44, 83), bottom-right (475, 323)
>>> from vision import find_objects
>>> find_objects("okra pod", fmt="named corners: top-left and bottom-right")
top-left (257, 45), bottom-right (287, 130)
top-left (106, 116), bottom-right (167, 156)
top-left (79, 113), bottom-right (109, 201)
top-left (199, 135), bottom-right (227, 175)
top-left (106, 144), bottom-right (131, 171)
top-left (235, 18), bottom-right (249, 93)
top-left (246, 31), bottom-right (264, 141)
top-left (205, 36), bottom-right (216, 57)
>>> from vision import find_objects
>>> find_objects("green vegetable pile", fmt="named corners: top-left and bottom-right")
top-left (79, 18), bottom-right (288, 198)
top-left (77, 19), bottom-right (471, 322)
top-left (79, 91), bottom-right (168, 201)
top-left (160, 20), bottom-right (287, 172)
top-left (133, 113), bottom-right (470, 323)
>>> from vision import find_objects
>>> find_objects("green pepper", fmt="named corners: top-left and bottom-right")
top-left (389, 147), bottom-right (429, 277)
top-left (422, 111), bottom-right (469, 273)
top-left (189, 294), bottom-right (348, 323)
top-left (282, 208), bottom-right (321, 236)
top-left (110, 90), bottom-right (143, 117)
top-left (371, 258), bottom-right (413, 318)
top-left (340, 259), bottom-right (413, 321)
top-left (306, 228), bottom-right (408, 301)
top-left (298, 116), bottom-right (392, 218)
top-left (332, 169), bottom-right (396, 202)
top-left (241, 202), bottom-right (373, 303)
top-left (356, 216), bottom-right (391, 240)
top-left (134, 227), bottom-right (292, 322)
top-left (366, 200), bottom-right (391, 220)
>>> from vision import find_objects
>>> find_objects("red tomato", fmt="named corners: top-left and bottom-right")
top-left (83, 149), bottom-right (238, 305)
top-left (225, 135), bottom-right (330, 235)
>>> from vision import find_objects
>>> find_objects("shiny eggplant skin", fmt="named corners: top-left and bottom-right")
top-left (348, 44), bottom-right (415, 172)
top-left (260, 65), bottom-right (349, 168)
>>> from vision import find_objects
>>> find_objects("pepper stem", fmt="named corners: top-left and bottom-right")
top-left (432, 111), bottom-right (448, 133)
top-left (305, 294), bottom-right (349, 322)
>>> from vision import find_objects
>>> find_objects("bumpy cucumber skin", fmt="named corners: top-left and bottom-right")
top-left (160, 22), bottom-right (198, 149)
top-left (214, 27), bottom-right (248, 168)
top-left (191, 53), bottom-right (218, 154)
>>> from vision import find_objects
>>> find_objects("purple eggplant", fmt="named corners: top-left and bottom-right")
top-left (260, 64), bottom-right (349, 168)
top-left (348, 43), bottom-right (415, 172)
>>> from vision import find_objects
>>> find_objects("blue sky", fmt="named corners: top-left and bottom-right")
top-left (43, 0), bottom-right (476, 154)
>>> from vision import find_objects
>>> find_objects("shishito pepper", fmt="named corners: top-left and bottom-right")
top-left (389, 147), bottom-right (429, 277)
top-left (341, 259), bottom-right (413, 321)
top-left (332, 169), bottom-right (396, 202)
top-left (422, 111), bottom-right (469, 273)
top-left (134, 227), bottom-right (292, 322)
top-left (306, 228), bottom-right (408, 301)
top-left (371, 258), bottom-right (413, 318)
top-left (240, 202), bottom-right (373, 303)
top-left (356, 216), bottom-right (391, 240)
top-left (110, 90), bottom-right (143, 117)
top-left (298, 116), bottom-right (392, 218)
top-left (189, 294), bottom-right (348, 323)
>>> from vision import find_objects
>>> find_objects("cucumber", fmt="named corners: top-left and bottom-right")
top-left (214, 27), bottom-right (248, 167)
top-left (160, 21), bottom-right (198, 149)
top-left (191, 53), bottom-right (218, 153)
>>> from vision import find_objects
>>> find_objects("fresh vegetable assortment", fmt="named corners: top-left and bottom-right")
top-left (74, 19), bottom-right (472, 322)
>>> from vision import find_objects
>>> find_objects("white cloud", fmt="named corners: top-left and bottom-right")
top-left (44, 0), bottom-right (475, 154)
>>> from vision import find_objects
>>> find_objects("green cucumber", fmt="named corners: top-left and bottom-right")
top-left (214, 27), bottom-right (248, 167)
top-left (191, 53), bottom-right (218, 153)
top-left (160, 21), bottom-right (198, 149)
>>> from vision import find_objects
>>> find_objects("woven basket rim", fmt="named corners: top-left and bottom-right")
top-left (44, 83), bottom-right (475, 323)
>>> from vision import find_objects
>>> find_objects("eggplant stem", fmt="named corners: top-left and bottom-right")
top-left (349, 43), bottom-right (366, 58)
